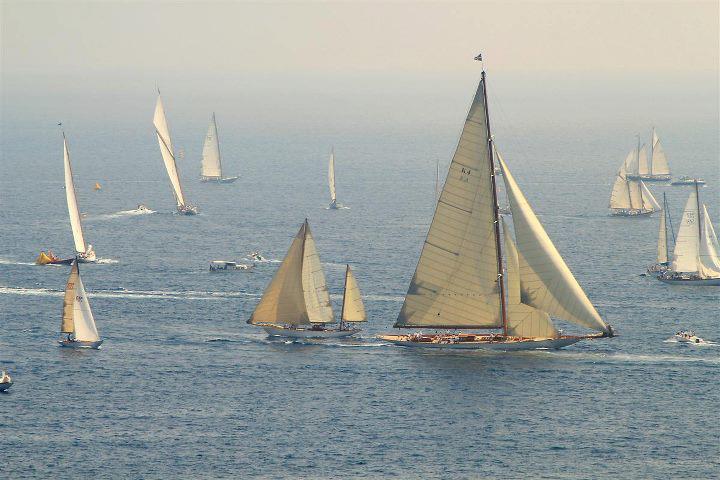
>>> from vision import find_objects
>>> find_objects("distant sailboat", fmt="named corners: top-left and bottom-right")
top-left (626, 128), bottom-right (671, 181)
top-left (59, 260), bottom-right (103, 348)
top-left (37, 133), bottom-right (96, 265)
top-left (658, 182), bottom-right (720, 285)
top-left (648, 193), bottom-right (675, 273)
top-left (200, 113), bottom-right (238, 183)
top-left (153, 91), bottom-right (198, 215)
top-left (328, 148), bottom-right (338, 209)
top-left (379, 58), bottom-right (615, 350)
top-left (609, 156), bottom-right (660, 216)
top-left (247, 220), bottom-right (365, 338)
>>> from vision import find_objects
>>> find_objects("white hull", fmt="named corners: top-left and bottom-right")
top-left (201, 176), bottom-right (239, 183)
top-left (627, 174), bottom-right (671, 182)
top-left (610, 209), bottom-right (654, 217)
top-left (378, 334), bottom-right (586, 350)
top-left (657, 277), bottom-right (720, 286)
top-left (59, 339), bottom-right (103, 349)
top-left (261, 325), bottom-right (359, 339)
top-left (674, 335), bottom-right (706, 344)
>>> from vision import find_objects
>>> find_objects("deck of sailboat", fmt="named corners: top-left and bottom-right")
top-left (378, 333), bottom-right (602, 350)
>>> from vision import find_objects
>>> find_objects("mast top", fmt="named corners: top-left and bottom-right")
top-left (474, 53), bottom-right (485, 73)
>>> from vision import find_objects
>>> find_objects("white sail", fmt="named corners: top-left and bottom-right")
top-left (500, 155), bottom-right (609, 334)
top-left (395, 75), bottom-right (502, 329)
top-left (301, 222), bottom-right (335, 323)
top-left (248, 223), bottom-right (310, 326)
top-left (609, 167), bottom-right (632, 210)
top-left (63, 136), bottom-right (88, 254)
top-left (153, 94), bottom-right (187, 207)
top-left (640, 182), bottom-right (661, 211)
top-left (328, 149), bottom-right (337, 204)
top-left (699, 205), bottom-right (720, 274)
top-left (637, 145), bottom-right (649, 175)
top-left (672, 190), bottom-right (702, 273)
top-left (62, 262), bottom-right (100, 342)
top-left (503, 219), bottom-right (558, 339)
top-left (201, 113), bottom-right (222, 178)
top-left (650, 129), bottom-right (670, 175)
top-left (657, 209), bottom-right (668, 264)
top-left (624, 148), bottom-right (638, 175)
top-left (628, 178), bottom-right (643, 210)
top-left (341, 265), bottom-right (367, 322)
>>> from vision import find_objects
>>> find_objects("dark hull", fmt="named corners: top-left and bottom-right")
top-left (657, 277), bottom-right (720, 286)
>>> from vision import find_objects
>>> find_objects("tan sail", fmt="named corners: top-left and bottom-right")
top-left (609, 166), bottom-right (632, 210)
top-left (637, 145), bottom-right (649, 175)
top-left (301, 222), bottom-right (334, 323)
top-left (341, 265), bottom-right (366, 322)
top-left (650, 129), bottom-right (670, 175)
top-left (395, 74), bottom-right (502, 329)
top-left (61, 262), bottom-right (79, 333)
top-left (499, 155), bottom-right (609, 334)
top-left (503, 219), bottom-right (558, 339)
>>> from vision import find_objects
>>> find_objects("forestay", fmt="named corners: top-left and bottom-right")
top-left (499, 155), bottom-right (609, 334)
top-left (63, 136), bottom-right (88, 254)
top-left (153, 95), bottom-right (187, 207)
top-left (341, 265), bottom-right (366, 322)
top-left (201, 114), bottom-right (222, 178)
top-left (395, 75), bottom-right (502, 329)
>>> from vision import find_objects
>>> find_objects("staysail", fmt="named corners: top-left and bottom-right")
top-left (62, 261), bottom-right (100, 342)
top-left (153, 94), bottom-right (187, 207)
top-left (63, 135), bottom-right (88, 254)
top-left (341, 265), bottom-right (366, 322)
top-left (499, 155), bottom-right (609, 334)
top-left (328, 149), bottom-right (337, 205)
top-left (395, 72), bottom-right (503, 329)
top-left (650, 128), bottom-right (670, 175)
top-left (201, 113), bottom-right (222, 179)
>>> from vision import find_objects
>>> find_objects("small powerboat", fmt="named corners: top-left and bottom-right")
top-left (249, 251), bottom-right (267, 262)
top-left (209, 260), bottom-right (254, 272)
top-left (674, 330), bottom-right (706, 344)
top-left (0, 370), bottom-right (12, 392)
top-left (137, 204), bottom-right (151, 212)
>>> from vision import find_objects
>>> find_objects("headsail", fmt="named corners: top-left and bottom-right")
top-left (201, 113), bottom-right (222, 179)
top-left (328, 149), bottom-right (337, 205)
top-left (341, 265), bottom-right (367, 322)
top-left (395, 73), bottom-right (503, 329)
top-left (63, 135), bottom-right (88, 254)
top-left (153, 94), bottom-right (187, 207)
top-left (499, 155), bottom-right (609, 334)
top-left (699, 205), bottom-right (720, 274)
top-left (609, 166), bottom-right (632, 210)
top-left (62, 262), bottom-right (100, 342)
top-left (650, 128), bottom-right (670, 175)
top-left (301, 221), bottom-right (334, 323)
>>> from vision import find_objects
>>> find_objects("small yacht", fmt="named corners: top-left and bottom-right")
top-left (209, 260), bottom-right (254, 271)
top-left (674, 330), bottom-right (706, 344)
top-left (0, 370), bottom-right (12, 392)
top-left (59, 260), bottom-right (103, 349)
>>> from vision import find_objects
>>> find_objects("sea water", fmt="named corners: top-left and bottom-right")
top-left (0, 73), bottom-right (718, 478)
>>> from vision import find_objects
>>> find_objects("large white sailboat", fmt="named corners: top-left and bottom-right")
top-left (609, 156), bottom-right (660, 216)
top-left (379, 58), bottom-right (615, 350)
top-left (153, 92), bottom-right (198, 215)
top-left (200, 113), bottom-right (238, 183)
top-left (59, 260), bottom-right (103, 349)
top-left (658, 182), bottom-right (720, 285)
top-left (328, 148), bottom-right (338, 209)
top-left (627, 128), bottom-right (672, 182)
top-left (248, 220), bottom-right (366, 338)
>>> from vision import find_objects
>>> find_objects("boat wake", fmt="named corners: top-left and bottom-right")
top-left (541, 350), bottom-right (720, 364)
top-left (0, 258), bottom-right (37, 266)
top-left (89, 208), bottom-right (156, 221)
top-left (95, 258), bottom-right (119, 264)
top-left (0, 285), bottom-right (260, 301)
top-left (326, 205), bottom-right (350, 210)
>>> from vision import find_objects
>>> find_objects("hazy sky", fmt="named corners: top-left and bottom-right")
top-left (2, 1), bottom-right (718, 77)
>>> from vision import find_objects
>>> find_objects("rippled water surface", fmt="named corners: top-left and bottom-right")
top-left (1, 79), bottom-right (718, 479)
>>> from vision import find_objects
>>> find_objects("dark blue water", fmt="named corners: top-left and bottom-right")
top-left (1, 79), bottom-right (718, 479)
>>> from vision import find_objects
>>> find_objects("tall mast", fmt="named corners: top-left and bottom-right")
top-left (479, 59), bottom-right (508, 336)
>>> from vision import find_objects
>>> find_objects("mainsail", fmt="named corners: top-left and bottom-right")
top-left (61, 262), bottom-right (100, 342)
top-left (153, 94), bottom-right (187, 207)
top-left (328, 148), bottom-right (337, 205)
top-left (248, 220), bottom-right (334, 326)
top-left (650, 128), bottom-right (670, 175)
top-left (341, 265), bottom-right (367, 322)
top-left (63, 135), bottom-right (89, 255)
top-left (670, 188), bottom-right (719, 277)
top-left (395, 72), bottom-right (503, 329)
top-left (499, 155), bottom-right (609, 334)
top-left (201, 113), bottom-right (222, 179)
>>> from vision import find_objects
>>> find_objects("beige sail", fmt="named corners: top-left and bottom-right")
top-left (248, 223), bottom-right (310, 326)
top-left (153, 94), bottom-right (187, 207)
top-left (395, 75), bottom-right (502, 329)
top-left (63, 136), bottom-right (88, 254)
top-left (503, 219), bottom-right (558, 339)
top-left (650, 129), bottom-right (670, 175)
top-left (640, 181), bottom-right (660, 211)
top-left (500, 155), bottom-right (609, 334)
top-left (628, 178), bottom-right (643, 209)
top-left (609, 167), bottom-right (631, 210)
top-left (637, 145), bottom-right (649, 175)
top-left (341, 265), bottom-right (366, 322)
top-left (657, 210), bottom-right (668, 264)
top-left (301, 222), bottom-right (334, 323)
top-left (623, 148), bottom-right (638, 176)
top-left (61, 262), bottom-right (79, 333)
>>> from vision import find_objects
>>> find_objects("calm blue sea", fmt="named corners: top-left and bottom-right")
top-left (0, 73), bottom-right (718, 479)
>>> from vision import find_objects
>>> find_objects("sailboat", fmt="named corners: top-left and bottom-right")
top-left (200, 113), bottom-right (238, 183)
top-left (378, 57), bottom-right (615, 350)
top-left (37, 133), bottom-right (96, 265)
top-left (648, 193), bottom-right (675, 273)
top-left (328, 148), bottom-right (338, 209)
top-left (627, 128), bottom-right (672, 182)
top-left (247, 220), bottom-right (365, 338)
top-left (658, 182), bottom-right (720, 285)
top-left (609, 157), bottom-right (661, 216)
top-left (153, 91), bottom-right (198, 215)
top-left (59, 260), bottom-right (103, 348)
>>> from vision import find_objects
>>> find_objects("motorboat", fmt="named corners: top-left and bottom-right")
top-left (249, 251), bottom-right (267, 262)
top-left (209, 260), bottom-right (254, 271)
top-left (0, 371), bottom-right (12, 392)
top-left (674, 330), bottom-right (706, 344)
